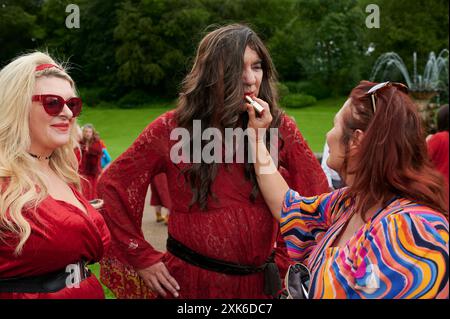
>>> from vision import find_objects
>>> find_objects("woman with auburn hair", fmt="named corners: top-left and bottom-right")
top-left (97, 24), bottom-right (328, 299)
top-left (0, 52), bottom-right (110, 298)
top-left (246, 80), bottom-right (449, 299)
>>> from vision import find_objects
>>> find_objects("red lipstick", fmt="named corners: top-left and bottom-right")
top-left (51, 123), bottom-right (70, 132)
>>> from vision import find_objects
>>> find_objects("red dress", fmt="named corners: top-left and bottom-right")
top-left (0, 186), bottom-right (111, 299)
top-left (79, 139), bottom-right (103, 200)
top-left (427, 131), bottom-right (449, 210)
top-left (150, 173), bottom-right (172, 210)
top-left (427, 131), bottom-right (449, 184)
top-left (74, 147), bottom-right (82, 167)
top-left (97, 111), bottom-right (329, 299)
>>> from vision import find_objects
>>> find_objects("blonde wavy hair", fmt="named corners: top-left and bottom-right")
top-left (0, 51), bottom-right (81, 255)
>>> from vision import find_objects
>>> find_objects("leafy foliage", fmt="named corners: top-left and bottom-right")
top-left (281, 93), bottom-right (317, 108)
top-left (0, 0), bottom-right (447, 104)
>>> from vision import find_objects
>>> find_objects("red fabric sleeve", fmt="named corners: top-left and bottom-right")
top-left (97, 113), bottom-right (172, 269)
top-left (427, 132), bottom-right (449, 184)
top-left (273, 116), bottom-right (329, 279)
top-left (149, 173), bottom-right (172, 209)
top-left (74, 147), bottom-right (81, 167)
top-left (279, 115), bottom-right (330, 196)
top-left (272, 166), bottom-right (292, 279)
top-left (149, 180), bottom-right (162, 206)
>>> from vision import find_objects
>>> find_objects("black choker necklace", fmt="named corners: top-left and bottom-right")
top-left (29, 153), bottom-right (52, 160)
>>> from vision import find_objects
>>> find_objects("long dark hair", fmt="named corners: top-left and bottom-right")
top-left (342, 81), bottom-right (448, 219)
top-left (175, 24), bottom-right (284, 210)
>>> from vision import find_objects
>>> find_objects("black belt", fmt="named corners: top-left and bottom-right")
top-left (166, 234), bottom-right (282, 296)
top-left (0, 260), bottom-right (91, 293)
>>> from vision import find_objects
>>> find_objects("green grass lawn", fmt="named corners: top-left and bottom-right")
top-left (78, 107), bottom-right (172, 159)
top-left (82, 96), bottom-right (346, 299)
top-left (78, 96), bottom-right (346, 159)
top-left (284, 97), bottom-right (346, 153)
top-left (87, 263), bottom-right (116, 299)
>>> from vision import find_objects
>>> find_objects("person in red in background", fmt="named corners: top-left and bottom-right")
top-left (79, 124), bottom-right (103, 200)
top-left (427, 104), bottom-right (449, 210)
top-left (97, 24), bottom-right (328, 299)
top-left (150, 173), bottom-right (172, 225)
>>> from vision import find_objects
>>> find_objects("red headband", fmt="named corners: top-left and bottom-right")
top-left (35, 64), bottom-right (62, 72)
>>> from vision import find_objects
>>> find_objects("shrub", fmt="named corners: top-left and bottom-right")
top-left (78, 87), bottom-right (110, 107)
top-left (284, 81), bottom-right (330, 100)
top-left (284, 81), bottom-right (303, 94)
top-left (281, 93), bottom-right (317, 109)
top-left (117, 90), bottom-right (154, 108)
top-left (277, 82), bottom-right (290, 99)
top-left (95, 101), bottom-right (118, 109)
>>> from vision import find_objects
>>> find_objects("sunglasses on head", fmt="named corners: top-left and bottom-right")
top-left (32, 94), bottom-right (82, 117)
top-left (367, 81), bottom-right (409, 113)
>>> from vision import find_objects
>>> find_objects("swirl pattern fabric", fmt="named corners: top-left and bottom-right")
top-left (280, 188), bottom-right (449, 299)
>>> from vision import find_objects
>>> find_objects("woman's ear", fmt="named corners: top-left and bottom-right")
top-left (349, 129), bottom-right (365, 150)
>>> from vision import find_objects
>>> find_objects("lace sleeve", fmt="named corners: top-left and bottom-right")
top-left (279, 115), bottom-right (330, 196)
top-left (97, 113), bottom-right (173, 269)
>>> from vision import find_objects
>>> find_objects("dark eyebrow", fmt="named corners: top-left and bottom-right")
top-left (252, 60), bottom-right (263, 65)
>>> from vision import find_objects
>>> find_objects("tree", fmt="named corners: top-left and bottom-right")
top-left (287, 0), bottom-right (367, 95)
top-left (361, 0), bottom-right (449, 74)
top-left (1, 0), bottom-right (446, 100)
top-left (0, 0), bottom-right (45, 67)
top-left (113, 0), bottom-right (303, 95)
top-left (114, 0), bottom-right (211, 95)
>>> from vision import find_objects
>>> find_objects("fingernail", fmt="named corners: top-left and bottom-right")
top-left (174, 292), bottom-right (179, 297)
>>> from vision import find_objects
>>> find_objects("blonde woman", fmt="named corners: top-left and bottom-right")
top-left (0, 52), bottom-right (110, 298)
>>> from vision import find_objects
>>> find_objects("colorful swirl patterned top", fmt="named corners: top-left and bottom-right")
top-left (280, 188), bottom-right (449, 299)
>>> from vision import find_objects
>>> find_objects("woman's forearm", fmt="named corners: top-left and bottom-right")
top-left (253, 140), bottom-right (289, 220)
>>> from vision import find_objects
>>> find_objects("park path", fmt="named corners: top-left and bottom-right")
top-left (142, 186), bottom-right (168, 252)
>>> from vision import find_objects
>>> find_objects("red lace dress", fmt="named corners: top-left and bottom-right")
top-left (79, 139), bottom-right (103, 200)
top-left (0, 186), bottom-right (111, 299)
top-left (150, 173), bottom-right (172, 210)
top-left (97, 110), bottom-right (329, 298)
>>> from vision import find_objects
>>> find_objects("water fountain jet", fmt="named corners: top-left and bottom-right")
top-left (370, 49), bottom-right (449, 132)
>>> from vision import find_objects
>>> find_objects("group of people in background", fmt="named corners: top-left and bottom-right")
top-left (76, 122), bottom-right (171, 223)
top-left (0, 24), bottom-right (448, 300)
